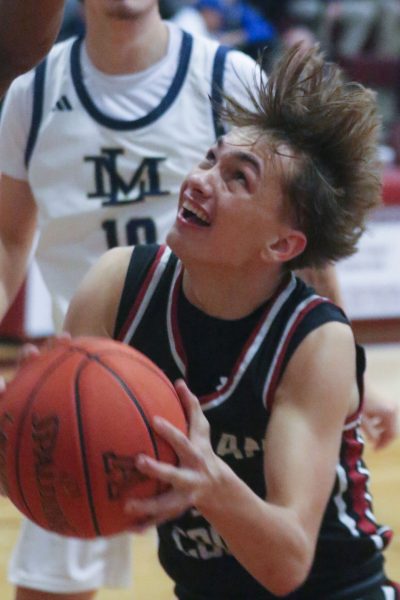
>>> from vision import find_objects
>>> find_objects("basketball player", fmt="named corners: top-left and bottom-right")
top-left (0, 0), bottom-right (257, 598)
top-left (0, 2), bottom-right (396, 600)
top-left (64, 44), bottom-right (399, 599)
top-left (0, 0), bottom-right (65, 98)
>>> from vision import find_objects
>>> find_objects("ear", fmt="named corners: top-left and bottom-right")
top-left (261, 229), bottom-right (307, 264)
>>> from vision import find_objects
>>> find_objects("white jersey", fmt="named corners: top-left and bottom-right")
top-left (0, 23), bottom-right (257, 329)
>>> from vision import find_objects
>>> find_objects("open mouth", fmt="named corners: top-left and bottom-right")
top-left (181, 200), bottom-right (211, 227)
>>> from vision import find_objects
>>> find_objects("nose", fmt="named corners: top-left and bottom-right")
top-left (185, 168), bottom-right (213, 200)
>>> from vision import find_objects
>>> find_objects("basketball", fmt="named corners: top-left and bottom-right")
top-left (0, 337), bottom-right (187, 538)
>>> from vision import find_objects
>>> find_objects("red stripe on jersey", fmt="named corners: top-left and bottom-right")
top-left (392, 581), bottom-right (400, 596)
top-left (342, 427), bottom-right (380, 536)
top-left (117, 244), bottom-right (168, 341)
top-left (265, 298), bottom-right (325, 410)
top-left (381, 527), bottom-right (394, 549)
top-left (196, 275), bottom-right (292, 406)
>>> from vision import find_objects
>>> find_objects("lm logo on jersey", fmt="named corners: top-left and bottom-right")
top-left (85, 147), bottom-right (170, 206)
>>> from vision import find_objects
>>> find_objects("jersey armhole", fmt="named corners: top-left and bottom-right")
top-left (264, 301), bottom-right (355, 411)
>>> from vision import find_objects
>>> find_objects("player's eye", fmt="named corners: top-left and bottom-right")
top-left (200, 149), bottom-right (216, 167)
top-left (234, 171), bottom-right (247, 185)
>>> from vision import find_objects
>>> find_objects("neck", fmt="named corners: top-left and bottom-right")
top-left (181, 263), bottom-right (287, 320)
top-left (84, 7), bottom-right (169, 74)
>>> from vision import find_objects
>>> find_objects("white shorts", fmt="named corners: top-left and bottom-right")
top-left (8, 518), bottom-right (133, 593)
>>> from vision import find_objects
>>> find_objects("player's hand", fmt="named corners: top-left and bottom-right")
top-left (14, 333), bottom-right (72, 370)
top-left (361, 384), bottom-right (399, 450)
top-left (124, 379), bottom-right (225, 530)
top-left (0, 334), bottom-right (72, 497)
top-left (21, 332), bottom-right (72, 362)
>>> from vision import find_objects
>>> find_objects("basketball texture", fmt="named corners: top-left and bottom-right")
top-left (0, 337), bottom-right (187, 538)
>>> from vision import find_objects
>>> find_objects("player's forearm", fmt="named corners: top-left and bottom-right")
top-left (196, 460), bottom-right (313, 596)
top-left (0, 0), bottom-right (65, 94)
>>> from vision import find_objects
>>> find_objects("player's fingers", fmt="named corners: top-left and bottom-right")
top-left (18, 343), bottom-right (40, 364)
top-left (362, 407), bottom-right (399, 450)
top-left (135, 453), bottom-right (195, 488)
top-left (174, 380), bottom-right (210, 441)
top-left (127, 522), bottom-right (153, 534)
top-left (374, 419), bottom-right (399, 450)
top-left (59, 331), bottom-right (72, 340)
top-left (0, 376), bottom-right (6, 395)
top-left (152, 416), bottom-right (209, 470)
top-left (17, 334), bottom-right (72, 367)
top-left (174, 380), bottom-right (203, 422)
top-left (153, 415), bottom-right (190, 448)
top-left (125, 489), bottom-right (189, 524)
top-left (361, 415), bottom-right (379, 441)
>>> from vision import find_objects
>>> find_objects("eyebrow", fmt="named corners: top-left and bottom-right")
top-left (217, 137), bottom-right (262, 176)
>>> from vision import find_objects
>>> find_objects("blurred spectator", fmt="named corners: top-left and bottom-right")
top-left (323, 1), bottom-right (380, 57)
top-left (275, 0), bottom-right (400, 59)
top-left (322, 0), bottom-right (400, 58)
top-left (375, 1), bottom-right (400, 57)
top-left (250, 0), bottom-right (292, 29)
top-left (281, 25), bottom-right (318, 52)
top-left (286, 0), bottom-right (326, 35)
top-left (172, 0), bottom-right (214, 37)
top-left (174, 0), bottom-right (278, 58)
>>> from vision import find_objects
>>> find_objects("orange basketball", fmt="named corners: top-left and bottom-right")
top-left (0, 337), bottom-right (187, 538)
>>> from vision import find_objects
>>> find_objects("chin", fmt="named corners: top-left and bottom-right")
top-left (166, 227), bottom-right (195, 264)
top-left (166, 227), bottom-right (179, 254)
top-left (103, 1), bottom-right (141, 19)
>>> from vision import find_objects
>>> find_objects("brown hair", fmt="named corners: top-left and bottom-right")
top-left (222, 44), bottom-right (382, 269)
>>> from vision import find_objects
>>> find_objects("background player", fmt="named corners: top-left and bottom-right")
top-left (64, 44), bottom-right (399, 599)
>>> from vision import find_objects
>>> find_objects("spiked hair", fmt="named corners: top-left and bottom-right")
top-left (222, 44), bottom-right (382, 269)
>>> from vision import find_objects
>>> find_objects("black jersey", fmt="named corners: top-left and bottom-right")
top-left (115, 244), bottom-right (392, 600)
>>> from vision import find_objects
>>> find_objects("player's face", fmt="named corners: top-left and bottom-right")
top-left (167, 129), bottom-right (299, 271)
top-left (86, 0), bottom-right (157, 20)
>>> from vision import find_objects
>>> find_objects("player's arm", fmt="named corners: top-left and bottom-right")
top-left (0, 0), bottom-right (65, 97)
top-left (199, 322), bottom-right (357, 594)
top-left (64, 246), bottom-right (133, 338)
top-left (129, 321), bottom-right (357, 596)
top-left (298, 264), bottom-right (399, 448)
top-left (0, 175), bottom-right (38, 322)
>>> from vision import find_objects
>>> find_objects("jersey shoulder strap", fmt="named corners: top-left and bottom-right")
top-left (24, 58), bottom-right (47, 168)
top-left (114, 244), bottom-right (174, 339)
top-left (211, 44), bottom-right (232, 138)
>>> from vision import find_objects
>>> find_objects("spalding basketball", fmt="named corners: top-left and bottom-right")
top-left (0, 337), bottom-right (187, 538)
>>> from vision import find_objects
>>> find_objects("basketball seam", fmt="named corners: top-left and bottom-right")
top-left (14, 349), bottom-right (81, 525)
top-left (84, 346), bottom-right (177, 395)
top-left (73, 355), bottom-right (163, 537)
top-left (74, 360), bottom-right (102, 537)
top-left (93, 357), bottom-right (164, 496)
top-left (11, 341), bottom-right (174, 536)
top-left (67, 340), bottom-right (177, 396)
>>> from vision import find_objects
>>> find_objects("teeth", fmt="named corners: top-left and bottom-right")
top-left (182, 199), bottom-right (210, 225)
